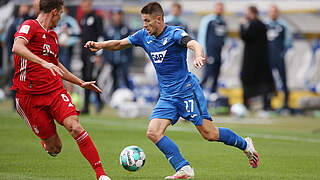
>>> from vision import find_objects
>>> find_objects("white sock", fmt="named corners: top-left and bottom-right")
top-left (244, 139), bottom-right (250, 152)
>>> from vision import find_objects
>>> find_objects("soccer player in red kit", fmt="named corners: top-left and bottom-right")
top-left (11, 0), bottom-right (110, 179)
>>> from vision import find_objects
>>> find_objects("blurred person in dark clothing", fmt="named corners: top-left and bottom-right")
top-left (240, 6), bottom-right (275, 110)
top-left (104, 10), bottom-right (132, 92)
top-left (55, 6), bottom-right (80, 93)
top-left (80, 0), bottom-right (104, 114)
top-left (265, 5), bottom-right (292, 111)
top-left (6, 4), bottom-right (31, 110)
top-left (198, 2), bottom-right (227, 93)
top-left (165, 2), bottom-right (190, 33)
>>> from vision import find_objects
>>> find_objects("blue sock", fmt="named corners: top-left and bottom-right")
top-left (218, 127), bottom-right (247, 150)
top-left (156, 136), bottom-right (189, 171)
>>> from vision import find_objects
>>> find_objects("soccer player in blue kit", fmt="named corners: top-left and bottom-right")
top-left (85, 2), bottom-right (259, 179)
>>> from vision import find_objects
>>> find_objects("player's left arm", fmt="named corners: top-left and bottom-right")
top-left (57, 62), bottom-right (102, 93)
top-left (182, 37), bottom-right (205, 69)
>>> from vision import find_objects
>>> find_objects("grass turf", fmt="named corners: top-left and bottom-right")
top-left (0, 100), bottom-right (320, 180)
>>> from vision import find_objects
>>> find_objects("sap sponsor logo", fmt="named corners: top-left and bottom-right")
top-left (19, 25), bottom-right (30, 34)
top-left (151, 50), bottom-right (167, 63)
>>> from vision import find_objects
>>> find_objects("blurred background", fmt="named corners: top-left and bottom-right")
top-left (1, 0), bottom-right (320, 118)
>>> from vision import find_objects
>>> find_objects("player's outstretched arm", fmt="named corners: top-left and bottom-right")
top-left (84, 38), bottom-right (132, 52)
top-left (187, 40), bottom-right (206, 69)
top-left (57, 62), bottom-right (102, 93)
top-left (12, 38), bottom-right (64, 76)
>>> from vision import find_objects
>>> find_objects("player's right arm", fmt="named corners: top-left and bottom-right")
top-left (12, 20), bottom-right (64, 77)
top-left (12, 38), bottom-right (64, 76)
top-left (84, 38), bottom-right (132, 52)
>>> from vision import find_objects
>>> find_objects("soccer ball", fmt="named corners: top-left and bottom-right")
top-left (230, 103), bottom-right (248, 117)
top-left (120, 145), bottom-right (146, 171)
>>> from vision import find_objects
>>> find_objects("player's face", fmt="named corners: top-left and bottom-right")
top-left (51, 8), bottom-right (63, 28)
top-left (171, 6), bottom-right (181, 17)
top-left (269, 6), bottom-right (279, 20)
top-left (215, 3), bottom-right (224, 16)
top-left (141, 13), bottom-right (161, 36)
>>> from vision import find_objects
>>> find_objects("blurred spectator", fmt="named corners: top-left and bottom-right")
top-left (32, 0), bottom-right (40, 18)
top-left (240, 6), bottom-right (275, 110)
top-left (265, 4), bottom-right (292, 110)
top-left (0, 0), bottom-right (14, 74)
top-left (198, 2), bottom-right (227, 93)
top-left (7, 4), bottom-right (31, 60)
top-left (164, 2), bottom-right (190, 33)
top-left (6, 4), bottom-right (30, 109)
top-left (54, 6), bottom-right (80, 93)
top-left (104, 10), bottom-right (132, 92)
top-left (80, 0), bottom-right (104, 114)
top-left (164, 2), bottom-right (200, 80)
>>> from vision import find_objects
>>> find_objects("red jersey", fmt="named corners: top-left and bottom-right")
top-left (12, 19), bottom-right (64, 95)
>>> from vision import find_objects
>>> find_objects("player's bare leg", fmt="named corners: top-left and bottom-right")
top-left (196, 119), bottom-right (259, 168)
top-left (147, 119), bottom-right (194, 179)
top-left (41, 134), bottom-right (62, 157)
top-left (63, 115), bottom-right (110, 180)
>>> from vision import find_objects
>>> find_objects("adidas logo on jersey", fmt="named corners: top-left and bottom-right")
top-left (42, 34), bottom-right (46, 39)
top-left (151, 50), bottom-right (167, 63)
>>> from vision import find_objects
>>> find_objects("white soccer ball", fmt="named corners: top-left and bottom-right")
top-left (0, 88), bottom-right (5, 102)
top-left (120, 145), bottom-right (146, 171)
top-left (230, 103), bottom-right (248, 117)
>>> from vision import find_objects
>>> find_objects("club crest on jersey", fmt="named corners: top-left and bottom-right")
top-left (151, 50), bottom-right (167, 63)
top-left (163, 38), bottom-right (168, 45)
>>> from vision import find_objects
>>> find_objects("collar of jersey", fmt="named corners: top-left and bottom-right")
top-left (152, 25), bottom-right (167, 39)
top-left (36, 19), bottom-right (49, 32)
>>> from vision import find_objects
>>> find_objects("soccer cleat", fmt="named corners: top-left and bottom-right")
top-left (98, 175), bottom-right (111, 180)
top-left (41, 140), bottom-right (57, 157)
top-left (244, 137), bottom-right (259, 168)
top-left (165, 165), bottom-right (194, 179)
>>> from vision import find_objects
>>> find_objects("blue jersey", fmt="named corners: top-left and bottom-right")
top-left (198, 14), bottom-right (227, 55)
top-left (265, 18), bottom-right (292, 57)
top-left (128, 26), bottom-right (197, 97)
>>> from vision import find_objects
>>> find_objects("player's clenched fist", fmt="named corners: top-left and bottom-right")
top-left (84, 41), bottom-right (101, 52)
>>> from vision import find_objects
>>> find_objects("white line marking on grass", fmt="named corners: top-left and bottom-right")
top-left (244, 133), bottom-right (320, 143)
top-left (82, 118), bottom-right (320, 143)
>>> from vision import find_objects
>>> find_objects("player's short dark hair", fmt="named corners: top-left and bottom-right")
top-left (141, 1), bottom-right (164, 19)
top-left (248, 5), bottom-right (258, 15)
top-left (40, 0), bottom-right (64, 13)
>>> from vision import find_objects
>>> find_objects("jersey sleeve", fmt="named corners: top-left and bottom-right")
top-left (128, 29), bottom-right (144, 47)
top-left (173, 28), bottom-right (189, 45)
top-left (14, 20), bottom-right (36, 44)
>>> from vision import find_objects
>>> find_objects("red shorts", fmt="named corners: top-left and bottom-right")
top-left (15, 88), bottom-right (79, 139)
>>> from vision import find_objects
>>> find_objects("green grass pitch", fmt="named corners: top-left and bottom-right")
top-left (0, 100), bottom-right (320, 180)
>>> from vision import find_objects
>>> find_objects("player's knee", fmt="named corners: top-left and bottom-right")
top-left (54, 144), bottom-right (62, 154)
top-left (146, 129), bottom-right (161, 142)
top-left (47, 143), bottom-right (62, 155)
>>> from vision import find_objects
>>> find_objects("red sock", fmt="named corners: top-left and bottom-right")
top-left (75, 130), bottom-right (106, 179)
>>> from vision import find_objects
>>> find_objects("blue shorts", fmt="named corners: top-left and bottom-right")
top-left (150, 83), bottom-right (212, 126)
